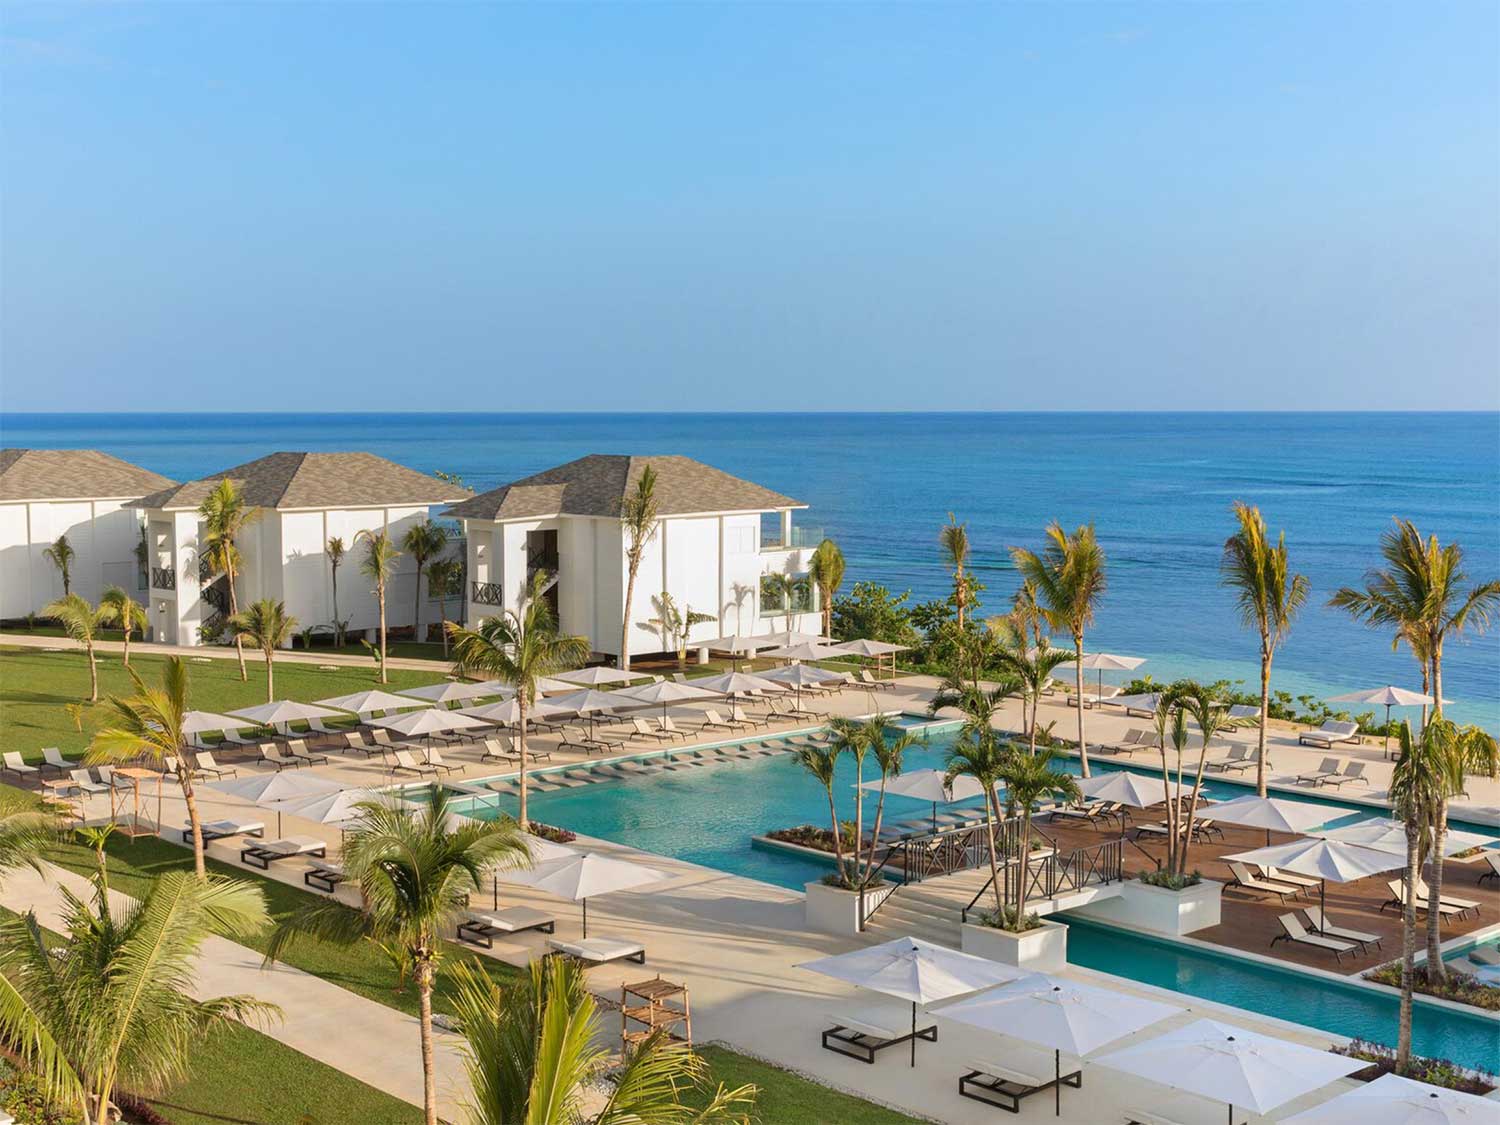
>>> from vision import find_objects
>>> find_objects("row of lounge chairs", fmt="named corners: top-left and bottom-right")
top-left (1271, 910), bottom-right (1382, 962)
top-left (1381, 878), bottom-right (1482, 922)
top-left (1294, 757), bottom-right (1368, 788)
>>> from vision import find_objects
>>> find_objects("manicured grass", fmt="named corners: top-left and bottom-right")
top-left (693, 1046), bottom-right (925, 1125)
top-left (0, 645), bottom-right (446, 761)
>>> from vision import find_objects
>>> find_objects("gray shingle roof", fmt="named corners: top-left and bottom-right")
top-left (132, 452), bottom-right (472, 511)
top-left (444, 455), bottom-right (802, 521)
top-left (0, 449), bottom-right (176, 502)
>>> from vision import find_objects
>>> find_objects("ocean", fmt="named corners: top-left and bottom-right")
top-left (3, 411), bottom-right (1497, 730)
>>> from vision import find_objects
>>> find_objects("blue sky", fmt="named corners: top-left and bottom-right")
top-left (2, 2), bottom-right (1496, 412)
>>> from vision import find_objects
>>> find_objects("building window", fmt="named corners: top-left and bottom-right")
top-left (760, 574), bottom-right (814, 617)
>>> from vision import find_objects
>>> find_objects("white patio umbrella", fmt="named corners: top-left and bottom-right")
top-left (486, 832), bottom-right (577, 908)
top-left (1280, 1070), bottom-right (1498, 1123)
top-left (313, 689), bottom-right (432, 716)
top-left (757, 630), bottom-right (834, 648)
top-left (763, 641), bottom-right (845, 662)
top-left (934, 972), bottom-right (1180, 1116)
top-left (229, 699), bottom-right (345, 733)
top-left (1323, 817), bottom-right (1493, 858)
top-left (555, 666), bottom-right (646, 687)
top-left (1057, 653), bottom-right (1148, 698)
top-left (693, 670), bottom-right (786, 710)
top-left (499, 851), bottom-right (664, 937)
top-left (698, 633), bottom-right (774, 670)
top-left (1110, 692), bottom-right (1163, 715)
top-left (1077, 770), bottom-right (1171, 809)
top-left (459, 697), bottom-right (570, 728)
top-left (831, 638), bottom-right (908, 678)
top-left (1092, 1017), bottom-right (1367, 1125)
top-left (398, 680), bottom-right (498, 708)
top-left (469, 680), bottom-right (517, 698)
top-left (615, 679), bottom-right (720, 723)
top-left (272, 787), bottom-right (389, 829)
top-left (1200, 794), bottom-right (1338, 845)
top-left (1224, 836), bottom-right (1403, 922)
top-left (798, 936), bottom-right (1020, 1066)
top-left (760, 662), bottom-right (846, 712)
top-left (208, 771), bottom-right (343, 836)
top-left (544, 688), bottom-right (638, 737)
top-left (534, 676), bottom-right (581, 694)
top-left (182, 710), bottom-right (259, 734)
top-left (856, 768), bottom-right (989, 830)
top-left (1327, 686), bottom-right (1447, 755)
top-left (368, 707), bottom-right (490, 747)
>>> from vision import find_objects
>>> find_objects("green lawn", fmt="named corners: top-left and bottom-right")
top-left (693, 1046), bottom-right (923, 1125)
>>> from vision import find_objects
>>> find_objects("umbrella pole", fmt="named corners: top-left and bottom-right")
top-left (1055, 1049), bottom-right (1061, 1116)
top-left (1383, 704), bottom-right (1391, 760)
top-left (910, 1001), bottom-right (917, 1067)
top-left (582, 897), bottom-right (588, 939)
top-left (1320, 878), bottom-right (1326, 925)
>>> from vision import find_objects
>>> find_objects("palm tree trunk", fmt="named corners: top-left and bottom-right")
top-left (265, 646), bottom-right (275, 702)
top-left (1179, 745), bottom-right (1211, 877)
top-left (1256, 645), bottom-right (1271, 798)
top-left (853, 755), bottom-right (864, 882)
top-left (86, 640), bottom-right (98, 703)
top-left (331, 568), bottom-right (339, 642)
top-left (438, 600), bottom-right (448, 657)
top-left (621, 565), bottom-right (638, 671)
top-left (825, 788), bottom-right (846, 880)
top-left (181, 770), bottom-right (207, 879)
top-left (227, 560), bottom-right (247, 679)
top-left (1028, 689), bottom-right (1039, 755)
top-left (517, 702), bottom-right (529, 829)
top-left (416, 958), bottom-right (438, 1125)
top-left (377, 584), bottom-right (388, 684)
top-left (868, 780), bottom-right (889, 884)
top-left (1073, 633), bottom-right (1089, 777)
top-left (982, 803), bottom-right (1004, 920)
top-left (1398, 826), bottom-right (1419, 1073)
top-left (413, 564), bottom-right (423, 646)
top-left (1015, 810), bottom-right (1032, 926)
top-left (1426, 804), bottom-right (1448, 981)
top-left (122, 622), bottom-right (131, 667)
top-left (1430, 646), bottom-right (1443, 720)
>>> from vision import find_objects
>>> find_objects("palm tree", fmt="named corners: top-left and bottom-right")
top-left (791, 741), bottom-right (848, 883)
top-left (0, 790), bottom-right (60, 877)
top-left (990, 614), bottom-right (1073, 754)
top-left (0, 869), bottom-right (274, 1125)
top-left (940, 513), bottom-right (971, 628)
top-left (641, 592), bottom-right (715, 667)
top-left (356, 527), bottom-right (401, 684)
top-left (448, 570), bottom-right (589, 827)
top-left (426, 556), bottom-right (463, 657)
top-left (99, 585), bottom-right (147, 667)
top-left (619, 463), bottom-right (660, 671)
top-left (227, 598), bottom-right (299, 701)
top-left (327, 534), bottom-right (346, 645)
top-left (809, 537), bottom-right (846, 638)
top-left (1388, 720), bottom-right (1446, 1074)
top-left (1148, 694), bottom-right (1193, 874)
top-left (943, 733), bottom-right (1009, 919)
top-left (865, 728), bottom-right (914, 884)
top-left (402, 520), bottom-right (449, 645)
top-left (199, 478), bottom-right (259, 680)
top-left (1176, 685), bottom-right (1229, 876)
top-left (42, 594), bottom-right (108, 702)
top-left (1331, 518), bottom-right (1500, 720)
top-left (1011, 523), bottom-right (1107, 776)
top-left (446, 956), bottom-right (756, 1125)
top-left (42, 534), bottom-right (75, 596)
top-left (1417, 720), bottom-right (1471, 982)
top-left (267, 787), bottom-right (530, 1125)
top-left (1220, 503), bottom-right (1310, 797)
top-left (996, 750), bottom-right (1080, 927)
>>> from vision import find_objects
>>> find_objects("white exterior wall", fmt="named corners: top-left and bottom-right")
top-left (0, 498), bottom-right (146, 620)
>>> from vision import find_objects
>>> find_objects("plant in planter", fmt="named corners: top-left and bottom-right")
top-left (1139, 869), bottom-right (1202, 891)
top-left (976, 907), bottom-right (1041, 932)
top-left (993, 749), bottom-right (1080, 927)
top-left (1332, 1040), bottom-right (1496, 1095)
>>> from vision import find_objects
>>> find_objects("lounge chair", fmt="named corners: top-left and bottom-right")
top-left (1294, 758), bottom-right (1345, 787)
top-left (392, 750), bottom-right (440, 778)
top-left (1480, 852), bottom-right (1500, 886)
top-left (1303, 906), bottom-right (1382, 952)
top-left (1469, 945), bottom-right (1500, 966)
top-left (221, 730), bottom-right (257, 746)
top-left (94, 765), bottom-right (134, 791)
top-left (66, 767), bottom-right (109, 795)
top-left (857, 671), bottom-right (896, 692)
top-left (958, 1053), bottom-right (1082, 1112)
top-left (307, 717), bottom-right (346, 735)
top-left (1205, 745), bottom-right (1254, 773)
top-left (304, 859), bottom-right (345, 893)
top-left (194, 751), bottom-right (237, 779)
top-left (1261, 865), bottom-right (1320, 891)
top-left (419, 747), bottom-right (460, 775)
top-left (701, 708), bottom-right (752, 732)
top-left (457, 907), bottom-right (556, 946)
top-left (185, 818), bottom-right (264, 843)
top-left (343, 731), bottom-right (381, 757)
top-left (1135, 819), bottom-right (1219, 843)
top-left (260, 745), bottom-right (306, 771)
top-left (659, 716), bottom-right (692, 740)
top-left (1272, 913), bottom-right (1357, 962)
top-left (769, 696), bottom-right (821, 721)
top-left (240, 835), bottom-right (326, 869)
top-left (546, 935), bottom-right (646, 965)
top-left (731, 704), bottom-right (771, 729)
top-left (1125, 1109), bottom-right (1198, 1125)
top-left (1299, 720), bottom-right (1360, 748)
top-left (1051, 802), bottom-right (1113, 828)
top-left (630, 718), bottom-right (675, 744)
top-left (560, 725), bottom-right (622, 755)
top-left (479, 738), bottom-right (518, 764)
top-left (1321, 761), bottom-right (1368, 788)
top-left (1413, 877), bottom-right (1481, 918)
top-left (820, 1002), bottom-right (936, 1064)
top-left (1227, 862), bottom-right (1302, 902)
top-left (1099, 729), bottom-right (1151, 756)
top-left (1381, 879), bottom-right (1470, 922)
top-left (284, 739), bottom-right (329, 766)
top-left (39, 747), bottom-right (71, 776)
top-left (1, 752), bottom-right (38, 780)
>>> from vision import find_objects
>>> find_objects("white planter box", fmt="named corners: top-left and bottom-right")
top-left (961, 918), bottom-right (1069, 971)
top-left (1067, 878), bottom-right (1222, 936)
top-left (804, 880), bottom-right (865, 935)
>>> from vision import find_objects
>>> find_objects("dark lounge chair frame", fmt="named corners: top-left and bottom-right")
top-left (820, 1021), bottom-right (937, 1065)
top-left (958, 1064), bottom-right (1082, 1114)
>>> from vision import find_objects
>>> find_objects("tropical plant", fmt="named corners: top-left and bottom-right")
top-left (809, 537), bottom-right (846, 638)
top-left (198, 478), bottom-right (259, 680)
top-left (989, 613), bottom-right (1073, 754)
top-left (267, 787), bottom-right (531, 1125)
top-left (830, 581), bottom-right (920, 647)
top-left (426, 556), bottom-right (463, 657)
top-left (940, 513), bottom-right (972, 628)
top-left (641, 592), bottom-right (715, 667)
top-left (996, 750), bottom-right (1080, 926)
top-left (619, 462), bottom-right (660, 671)
top-left (1011, 523), bottom-right (1108, 776)
top-left (448, 570), bottom-right (589, 827)
top-left (0, 791), bottom-right (60, 878)
top-left (1174, 685), bottom-right (1229, 876)
top-left (40, 594), bottom-right (108, 703)
top-left (87, 657), bottom-right (212, 877)
top-left (1220, 502), bottom-right (1311, 797)
top-left (762, 572), bottom-right (798, 634)
top-left (403, 520), bottom-right (449, 645)
top-left (226, 597), bottom-right (298, 701)
top-left (356, 528), bottom-right (401, 684)
top-left (99, 585), bottom-right (147, 667)
top-left (791, 740), bottom-right (849, 884)
top-left (446, 956), bottom-right (756, 1125)
top-left (1413, 720), bottom-right (1472, 982)
top-left (864, 726), bottom-right (914, 884)
top-left (942, 732), bottom-right (1009, 919)
top-left (0, 869), bottom-right (274, 1125)
top-left (327, 535), bottom-right (346, 646)
top-left (1331, 518), bottom-right (1500, 720)
top-left (42, 534), bottom-right (74, 597)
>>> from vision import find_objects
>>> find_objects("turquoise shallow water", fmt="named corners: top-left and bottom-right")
top-left (3, 410), bottom-right (1497, 728)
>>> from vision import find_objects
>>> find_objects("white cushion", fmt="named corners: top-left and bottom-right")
top-left (468, 906), bottom-right (552, 932)
top-left (827, 1002), bottom-right (911, 1041)
top-left (547, 935), bottom-right (644, 962)
top-left (260, 836), bottom-right (325, 856)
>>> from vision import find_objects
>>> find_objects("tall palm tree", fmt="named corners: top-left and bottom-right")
top-left (99, 585), bottom-right (148, 667)
top-left (865, 728), bottom-right (914, 884)
top-left (447, 956), bottom-right (756, 1125)
top-left (88, 657), bottom-right (212, 877)
top-left (791, 741), bottom-right (848, 883)
top-left (809, 537), bottom-right (846, 638)
top-left (42, 594), bottom-right (108, 703)
top-left (327, 534), bottom-right (346, 645)
top-left (990, 614), bottom-right (1073, 754)
top-left (427, 556), bottom-right (463, 657)
top-left (619, 463), bottom-right (660, 671)
top-left (199, 478), bottom-right (259, 680)
top-left (1416, 720), bottom-right (1471, 982)
top-left (403, 520), bottom-right (449, 645)
top-left (1011, 523), bottom-right (1107, 776)
top-left (1149, 695), bottom-right (1193, 874)
top-left (1176, 685), bottom-right (1229, 876)
top-left (0, 869), bottom-right (274, 1125)
top-left (1219, 503), bottom-right (1310, 797)
top-left (448, 570), bottom-right (589, 827)
top-left (227, 598), bottom-right (299, 701)
top-left (1331, 518), bottom-right (1500, 720)
top-left (1388, 720), bottom-right (1445, 1074)
top-left (996, 750), bottom-right (1079, 928)
top-left (943, 733), bottom-right (1009, 920)
top-left (267, 787), bottom-right (531, 1125)
top-left (42, 534), bottom-right (75, 596)
top-left (940, 513), bottom-right (971, 628)
top-left (356, 527), bottom-right (401, 684)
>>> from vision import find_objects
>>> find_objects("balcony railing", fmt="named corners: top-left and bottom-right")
top-left (471, 581), bottom-right (504, 607)
top-left (150, 566), bottom-right (177, 591)
top-left (761, 525), bottom-right (824, 551)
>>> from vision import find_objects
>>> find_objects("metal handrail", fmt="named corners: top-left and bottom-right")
top-left (960, 836), bottom-right (1124, 923)
top-left (471, 581), bottom-right (504, 606)
top-left (150, 566), bottom-right (176, 591)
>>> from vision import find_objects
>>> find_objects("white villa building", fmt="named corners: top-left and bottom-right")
top-left (133, 452), bottom-right (470, 647)
top-left (0, 449), bottom-right (176, 621)
top-left (446, 454), bottom-right (823, 661)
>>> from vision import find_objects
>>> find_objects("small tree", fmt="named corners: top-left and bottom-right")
top-left (199, 479), bottom-right (259, 680)
top-left (42, 594), bottom-right (108, 702)
top-left (1388, 721), bottom-right (1445, 1073)
top-left (940, 514), bottom-right (971, 629)
top-left (100, 585), bottom-right (147, 667)
top-left (809, 538), bottom-right (846, 638)
top-left (997, 750), bottom-right (1080, 927)
top-left (791, 741), bottom-right (849, 883)
top-left (356, 528), bottom-right (401, 684)
top-left (943, 733), bottom-right (1008, 919)
top-left (619, 463), bottom-right (660, 670)
top-left (42, 534), bottom-right (75, 597)
top-left (402, 520), bottom-right (448, 645)
top-left (426, 556), bottom-right (462, 657)
top-left (642, 591), bottom-right (715, 667)
top-left (327, 535), bottom-right (346, 646)
top-left (990, 614), bottom-right (1073, 754)
top-left (227, 598), bottom-right (299, 701)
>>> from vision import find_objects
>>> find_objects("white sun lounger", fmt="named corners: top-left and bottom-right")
top-left (1298, 720), bottom-right (1360, 748)
top-left (40, 747), bottom-right (72, 775)
top-left (194, 751), bottom-right (237, 779)
top-left (1, 752), bottom-right (37, 779)
top-left (304, 859), bottom-right (346, 893)
top-left (1272, 913), bottom-right (1358, 962)
top-left (959, 1052), bottom-right (1081, 1113)
top-left (547, 935), bottom-right (645, 964)
top-left (457, 907), bottom-right (556, 946)
top-left (241, 835), bottom-right (326, 869)
top-left (821, 1001), bottom-right (936, 1063)
top-left (184, 818), bottom-right (264, 843)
